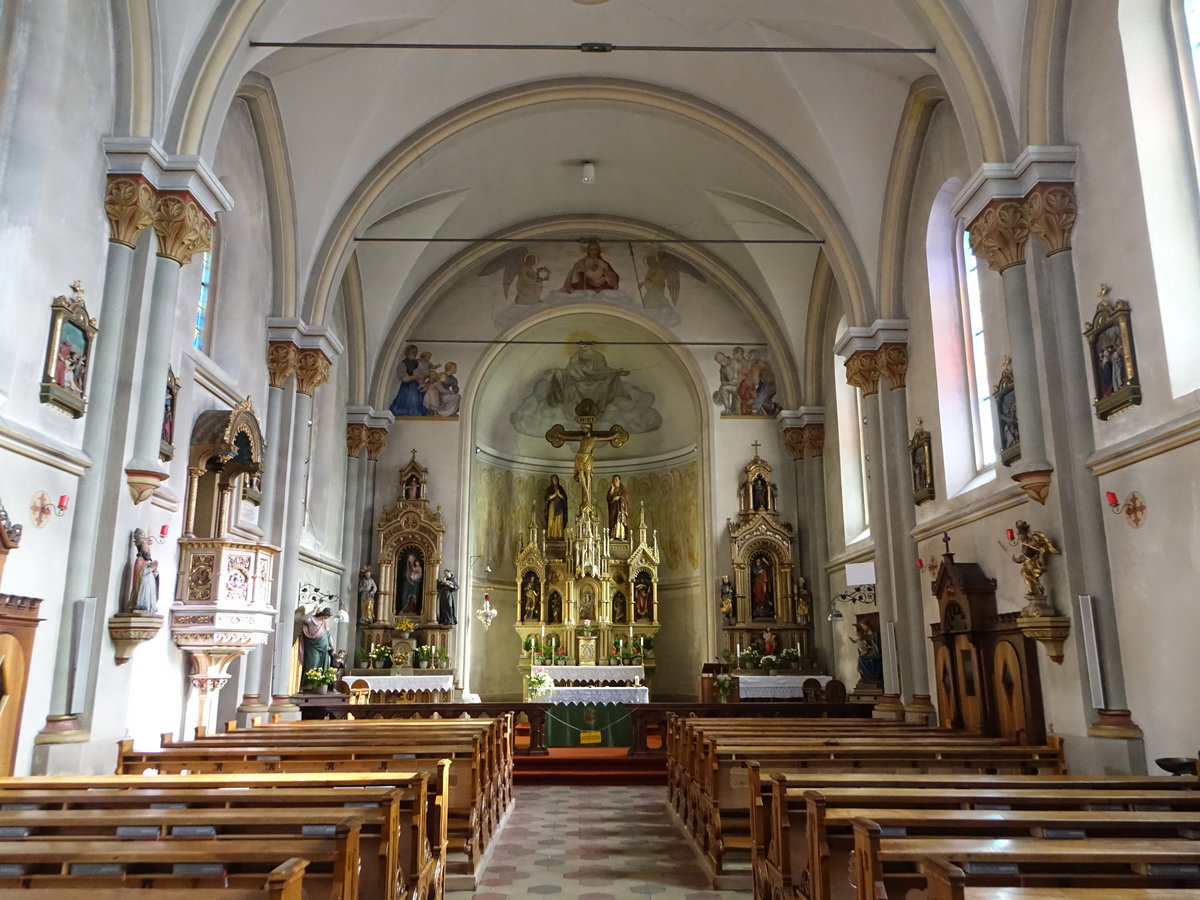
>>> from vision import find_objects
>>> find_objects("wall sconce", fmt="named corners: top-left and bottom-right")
top-left (146, 524), bottom-right (169, 545)
top-left (469, 555), bottom-right (492, 575)
top-left (37, 494), bottom-right (69, 518)
top-left (827, 583), bottom-right (876, 622)
top-left (581, 161), bottom-right (596, 184)
top-left (299, 582), bottom-right (349, 623)
top-left (1105, 490), bottom-right (1146, 528)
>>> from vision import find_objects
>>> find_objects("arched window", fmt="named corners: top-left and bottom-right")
top-left (835, 318), bottom-right (869, 543)
top-left (192, 249), bottom-right (214, 352)
top-left (1119, 0), bottom-right (1200, 396)
top-left (928, 178), bottom-right (996, 495)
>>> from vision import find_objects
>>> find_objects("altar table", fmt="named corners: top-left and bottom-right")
top-left (737, 674), bottom-right (833, 700)
top-left (539, 665), bottom-right (644, 685)
top-left (345, 674), bottom-right (454, 703)
top-left (547, 686), bottom-right (649, 705)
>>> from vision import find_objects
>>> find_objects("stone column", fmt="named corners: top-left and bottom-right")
top-left (875, 344), bottom-right (933, 714)
top-left (844, 350), bottom-right (901, 693)
top-left (268, 347), bottom-right (332, 715)
top-left (35, 175), bottom-right (156, 749)
top-left (362, 423), bottom-right (389, 565)
top-left (241, 341), bottom-right (297, 721)
top-left (340, 422), bottom-right (370, 655)
top-left (124, 191), bottom-right (214, 503)
top-left (969, 200), bottom-right (1054, 504)
top-left (1027, 184), bottom-right (1139, 739)
top-left (783, 419), bottom-right (833, 667)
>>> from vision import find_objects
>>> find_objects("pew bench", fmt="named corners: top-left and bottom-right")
top-left (0, 858), bottom-right (308, 900)
top-left (853, 818), bottom-right (1200, 900)
top-left (921, 857), bottom-right (1200, 900)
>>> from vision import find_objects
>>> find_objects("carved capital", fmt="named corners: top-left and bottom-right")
top-left (782, 427), bottom-right (806, 460)
top-left (152, 191), bottom-right (214, 265)
top-left (968, 199), bottom-right (1030, 272)
top-left (266, 342), bottom-right (298, 389)
top-left (346, 423), bottom-right (369, 458)
top-left (294, 348), bottom-right (331, 396)
top-left (104, 175), bottom-right (156, 247)
top-left (365, 426), bottom-right (388, 461)
top-left (879, 342), bottom-right (909, 390)
top-left (805, 423), bottom-right (825, 457)
top-left (845, 349), bottom-right (883, 396)
top-left (1025, 183), bottom-right (1076, 256)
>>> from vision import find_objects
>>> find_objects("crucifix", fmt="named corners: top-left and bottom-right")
top-left (545, 398), bottom-right (629, 509)
top-left (751, 440), bottom-right (762, 457)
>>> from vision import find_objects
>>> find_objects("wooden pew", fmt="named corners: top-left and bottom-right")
top-left (921, 857), bottom-right (1200, 900)
top-left (751, 771), bottom-right (1200, 900)
top-left (0, 801), bottom-right (420, 900)
top-left (0, 770), bottom-right (446, 898)
top-left (853, 817), bottom-right (1200, 900)
top-left (0, 857), bottom-right (309, 900)
top-left (0, 827), bottom-right (359, 900)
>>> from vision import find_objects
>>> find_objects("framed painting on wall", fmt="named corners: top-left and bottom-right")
top-left (39, 282), bottom-right (97, 419)
top-left (908, 418), bottom-right (934, 505)
top-left (991, 356), bottom-right (1020, 467)
top-left (1083, 286), bottom-right (1142, 421)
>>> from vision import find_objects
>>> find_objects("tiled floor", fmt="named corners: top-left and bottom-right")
top-left (456, 785), bottom-right (751, 900)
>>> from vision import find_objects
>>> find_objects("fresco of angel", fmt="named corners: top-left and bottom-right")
top-left (638, 249), bottom-right (708, 309)
top-left (478, 246), bottom-right (551, 305)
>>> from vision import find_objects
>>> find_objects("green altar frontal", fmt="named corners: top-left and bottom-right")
top-left (544, 702), bottom-right (634, 747)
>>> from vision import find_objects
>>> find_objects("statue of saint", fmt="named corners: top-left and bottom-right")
top-left (794, 576), bottom-right (812, 625)
top-left (127, 529), bottom-right (159, 614)
top-left (1008, 520), bottom-right (1060, 598)
top-left (718, 575), bottom-right (735, 626)
top-left (544, 474), bottom-right (568, 539)
top-left (436, 569), bottom-right (458, 625)
top-left (299, 607), bottom-right (334, 672)
top-left (358, 566), bottom-right (377, 624)
top-left (849, 620), bottom-right (883, 685)
top-left (606, 474), bottom-right (629, 539)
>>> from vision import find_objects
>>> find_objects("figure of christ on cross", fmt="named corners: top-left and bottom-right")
top-left (545, 398), bottom-right (629, 509)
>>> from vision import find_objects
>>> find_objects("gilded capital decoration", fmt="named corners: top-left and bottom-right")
top-left (365, 426), bottom-right (388, 461)
top-left (782, 427), bottom-right (806, 460)
top-left (805, 423), bottom-right (825, 457)
top-left (968, 199), bottom-right (1030, 272)
top-left (845, 349), bottom-right (883, 396)
top-left (1025, 183), bottom-right (1076, 256)
top-left (880, 343), bottom-right (909, 390)
top-left (346, 423), bottom-right (369, 458)
top-left (152, 191), bottom-right (214, 265)
top-left (266, 341), bottom-right (298, 389)
top-left (104, 175), bottom-right (157, 248)
top-left (294, 348), bottom-right (331, 396)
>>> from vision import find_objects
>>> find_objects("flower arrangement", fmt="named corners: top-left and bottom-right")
top-left (629, 645), bottom-right (643, 660)
top-left (580, 618), bottom-right (596, 636)
top-left (527, 667), bottom-right (555, 700)
top-left (369, 644), bottom-right (393, 667)
top-left (608, 648), bottom-right (619, 658)
top-left (303, 666), bottom-right (338, 687)
top-left (395, 618), bottom-right (415, 633)
top-left (554, 648), bottom-right (569, 663)
top-left (738, 648), bottom-right (761, 670)
top-left (779, 647), bottom-right (801, 668)
top-left (714, 673), bottom-right (735, 699)
top-left (414, 645), bottom-right (435, 664)
top-left (759, 654), bottom-right (780, 672)
top-left (393, 650), bottom-right (409, 666)
top-left (523, 635), bottom-right (538, 653)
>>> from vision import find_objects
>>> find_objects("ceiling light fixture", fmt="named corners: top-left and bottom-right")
top-left (581, 161), bottom-right (596, 184)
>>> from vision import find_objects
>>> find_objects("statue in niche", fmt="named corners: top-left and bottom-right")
top-left (521, 572), bottom-right (541, 622)
top-left (633, 575), bottom-right (652, 621)
top-left (396, 548), bottom-right (423, 615)
top-left (612, 591), bottom-right (627, 624)
top-left (750, 553), bottom-right (775, 620)
top-left (607, 474), bottom-right (629, 539)
top-left (578, 587), bottom-right (596, 621)
top-left (548, 592), bottom-right (562, 624)
top-left (751, 475), bottom-right (769, 510)
top-left (299, 606), bottom-right (334, 672)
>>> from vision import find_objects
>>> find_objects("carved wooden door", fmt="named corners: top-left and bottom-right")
top-left (952, 633), bottom-right (985, 733)
top-left (992, 639), bottom-right (1028, 743)
top-left (0, 634), bottom-right (27, 776)
top-left (934, 645), bottom-right (957, 729)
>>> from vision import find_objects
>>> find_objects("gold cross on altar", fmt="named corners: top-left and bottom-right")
top-left (751, 440), bottom-right (762, 456)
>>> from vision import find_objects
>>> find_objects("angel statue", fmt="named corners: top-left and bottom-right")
top-left (1006, 520), bottom-right (1061, 600)
top-left (638, 250), bottom-right (708, 309)
top-left (478, 246), bottom-right (551, 305)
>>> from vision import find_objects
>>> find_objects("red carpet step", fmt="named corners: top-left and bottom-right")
top-left (513, 747), bottom-right (667, 786)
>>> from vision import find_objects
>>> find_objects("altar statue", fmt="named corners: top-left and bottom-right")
top-left (545, 398), bottom-right (629, 508)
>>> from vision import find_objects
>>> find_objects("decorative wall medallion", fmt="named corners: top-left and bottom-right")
top-left (39, 282), bottom-right (98, 419)
top-left (1083, 285), bottom-right (1142, 420)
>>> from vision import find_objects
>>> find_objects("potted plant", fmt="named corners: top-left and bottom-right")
top-left (436, 646), bottom-right (450, 669)
top-left (779, 647), bottom-right (801, 670)
top-left (395, 617), bottom-right (415, 639)
top-left (554, 648), bottom-right (569, 665)
top-left (302, 666), bottom-right (338, 693)
top-left (629, 646), bottom-right (643, 666)
top-left (414, 645), bottom-right (435, 669)
top-left (641, 636), bottom-right (654, 659)
top-left (738, 648), bottom-right (761, 671)
top-left (369, 644), bottom-right (393, 669)
top-left (523, 635), bottom-right (538, 657)
top-left (526, 667), bottom-right (555, 701)
top-left (354, 646), bottom-right (368, 669)
top-left (579, 619), bottom-right (597, 636)
top-left (760, 653), bottom-right (780, 675)
top-left (608, 647), bottom-right (620, 666)
top-left (714, 672), bottom-right (735, 703)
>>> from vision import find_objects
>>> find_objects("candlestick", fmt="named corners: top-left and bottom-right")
top-left (736, 642), bottom-right (741, 659)
top-left (628, 624), bottom-right (633, 638)
top-left (541, 623), bottom-right (546, 637)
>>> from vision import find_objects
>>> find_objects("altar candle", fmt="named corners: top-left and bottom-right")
top-left (736, 643), bottom-right (741, 658)
top-left (541, 622), bottom-right (546, 637)
top-left (628, 624), bottom-right (633, 638)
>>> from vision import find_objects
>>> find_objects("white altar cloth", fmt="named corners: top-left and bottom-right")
top-left (546, 686), bottom-right (649, 705)
top-left (540, 665), bottom-right (644, 683)
top-left (350, 674), bottom-right (454, 692)
top-left (737, 674), bottom-right (833, 700)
